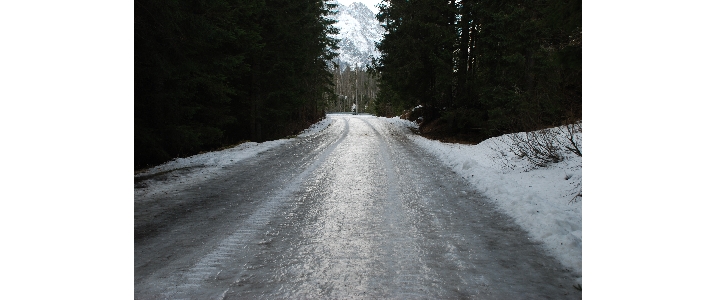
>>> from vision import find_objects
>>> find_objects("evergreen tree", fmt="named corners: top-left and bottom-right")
top-left (375, 0), bottom-right (456, 116)
top-left (135, 0), bottom-right (338, 168)
top-left (374, 0), bottom-right (581, 140)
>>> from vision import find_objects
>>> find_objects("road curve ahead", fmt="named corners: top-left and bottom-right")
top-left (135, 114), bottom-right (580, 299)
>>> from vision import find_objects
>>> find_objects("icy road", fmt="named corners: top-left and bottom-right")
top-left (134, 115), bottom-right (580, 299)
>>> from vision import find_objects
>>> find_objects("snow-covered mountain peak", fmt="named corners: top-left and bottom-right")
top-left (347, 2), bottom-right (373, 18)
top-left (329, 1), bottom-right (385, 70)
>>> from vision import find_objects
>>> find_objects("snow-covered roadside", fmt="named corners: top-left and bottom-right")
top-left (383, 117), bottom-right (582, 281)
top-left (134, 117), bottom-right (336, 199)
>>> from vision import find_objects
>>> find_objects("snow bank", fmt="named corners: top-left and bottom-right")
top-left (135, 117), bottom-right (336, 199)
top-left (384, 117), bottom-right (582, 279)
top-left (382, 116), bottom-right (419, 130)
top-left (297, 116), bottom-right (334, 138)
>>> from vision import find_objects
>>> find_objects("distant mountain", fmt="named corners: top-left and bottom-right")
top-left (329, 2), bottom-right (385, 70)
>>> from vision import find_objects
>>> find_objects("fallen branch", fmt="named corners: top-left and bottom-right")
top-left (569, 191), bottom-right (582, 204)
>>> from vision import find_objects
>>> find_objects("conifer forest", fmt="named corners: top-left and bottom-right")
top-left (135, 0), bottom-right (580, 168)
top-left (135, 0), bottom-right (339, 168)
top-left (373, 0), bottom-right (581, 141)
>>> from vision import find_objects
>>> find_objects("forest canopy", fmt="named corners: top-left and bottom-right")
top-left (135, 0), bottom-right (339, 168)
top-left (135, 0), bottom-right (581, 168)
top-left (372, 0), bottom-right (581, 141)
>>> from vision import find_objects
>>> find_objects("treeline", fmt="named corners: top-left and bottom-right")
top-left (326, 66), bottom-right (378, 113)
top-left (374, 0), bottom-right (581, 139)
top-left (135, 0), bottom-right (338, 168)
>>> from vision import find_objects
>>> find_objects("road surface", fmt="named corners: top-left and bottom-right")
top-left (135, 114), bottom-right (580, 299)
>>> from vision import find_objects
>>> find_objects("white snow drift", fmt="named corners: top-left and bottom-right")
top-left (383, 116), bottom-right (582, 280)
top-left (134, 117), bottom-right (335, 200)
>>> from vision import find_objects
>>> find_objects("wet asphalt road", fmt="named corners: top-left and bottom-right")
top-left (134, 115), bottom-right (580, 299)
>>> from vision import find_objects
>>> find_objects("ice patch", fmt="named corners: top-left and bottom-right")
top-left (135, 117), bottom-right (338, 200)
top-left (383, 117), bottom-right (583, 277)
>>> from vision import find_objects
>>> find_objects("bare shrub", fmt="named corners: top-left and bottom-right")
top-left (506, 129), bottom-right (564, 168)
top-left (498, 122), bottom-right (583, 204)
top-left (489, 141), bottom-right (517, 171)
top-left (505, 121), bottom-right (582, 169)
top-left (559, 121), bottom-right (582, 157)
top-left (569, 191), bottom-right (582, 204)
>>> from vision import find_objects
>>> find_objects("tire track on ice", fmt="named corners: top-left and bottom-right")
top-left (157, 118), bottom-right (350, 300)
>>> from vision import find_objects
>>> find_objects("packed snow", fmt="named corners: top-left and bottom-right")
top-left (135, 115), bottom-right (582, 282)
top-left (134, 117), bottom-right (335, 199)
top-left (382, 116), bottom-right (583, 281)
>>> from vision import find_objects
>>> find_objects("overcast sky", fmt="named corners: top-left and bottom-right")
top-left (335, 0), bottom-right (381, 14)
